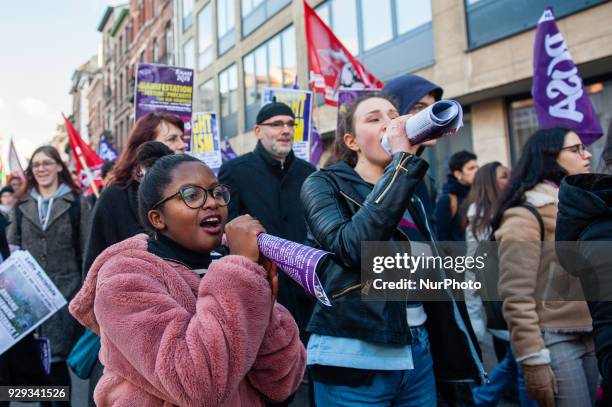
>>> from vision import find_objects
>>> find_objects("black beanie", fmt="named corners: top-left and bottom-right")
top-left (256, 101), bottom-right (295, 124)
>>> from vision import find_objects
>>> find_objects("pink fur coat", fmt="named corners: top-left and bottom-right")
top-left (69, 234), bottom-right (306, 406)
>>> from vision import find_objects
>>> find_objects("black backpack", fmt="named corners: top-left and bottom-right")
top-left (14, 191), bottom-right (82, 268)
top-left (476, 204), bottom-right (545, 331)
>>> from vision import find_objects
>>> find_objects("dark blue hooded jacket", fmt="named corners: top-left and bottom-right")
top-left (383, 74), bottom-right (443, 240)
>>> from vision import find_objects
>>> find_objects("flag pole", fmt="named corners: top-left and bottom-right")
top-left (77, 152), bottom-right (100, 198)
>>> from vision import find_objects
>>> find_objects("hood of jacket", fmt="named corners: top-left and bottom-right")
top-left (382, 74), bottom-right (443, 115)
top-left (442, 174), bottom-right (470, 199)
top-left (557, 174), bottom-right (612, 241)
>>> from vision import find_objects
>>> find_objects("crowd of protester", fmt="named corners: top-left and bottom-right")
top-left (0, 73), bottom-right (611, 407)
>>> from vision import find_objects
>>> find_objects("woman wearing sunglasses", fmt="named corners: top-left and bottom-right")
top-left (69, 151), bottom-right (306, 406)
top-left (490, 127), bottom-right (596, 407)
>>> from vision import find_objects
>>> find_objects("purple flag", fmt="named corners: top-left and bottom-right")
top-left (221, 139), bottom-right (238, 162)
top-left (310, 123), bottom-right (324, 166)
top-left (257, 234), bottom-right (331, 306)
top-left (98, 135), bottom-right (119, 162)
top-left (532, 8), bottom-right (602, 145)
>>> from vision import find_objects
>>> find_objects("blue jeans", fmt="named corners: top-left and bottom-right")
top-left (313, 326), bottom-right (436, 407)
top-left (472, 339), bottom-right (537, 407)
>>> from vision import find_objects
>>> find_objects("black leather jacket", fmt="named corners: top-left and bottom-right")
top-left (301, 153), bottom-right (485, 384)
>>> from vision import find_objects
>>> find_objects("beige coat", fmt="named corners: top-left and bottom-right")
top-left (495, 182), bottom-right (591, 364)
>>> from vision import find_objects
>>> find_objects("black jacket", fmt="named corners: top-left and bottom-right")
top-left (301, 153), bottom-right (485, 384)
top-left (556, 174), bottom-right (612, 389)
top-left (218, 142), bottom-right (316, 340)
top-left (434, 174), bottom-right (470, 242)
top-left (83, 181), bottom-right (145, 276)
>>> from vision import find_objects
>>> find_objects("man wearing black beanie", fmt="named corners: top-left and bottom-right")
top-left (219, 102), bottom-right (316, 404)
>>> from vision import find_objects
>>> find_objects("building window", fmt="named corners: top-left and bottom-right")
top-left (197, 3), bottom-right (213, 70)
top-left (241, 0), bottom-right (264, 16)
top-left (241, 0), bottom-right (291, 37)
top-left (330, 0), bottom-right (358, 55)
top-left (183, 38), bottom-right (195, 69)
top-left (315, 0), bottom-right (434, 79)
top-left (198, 79), bottom-right (215, 112)
top-left (315, 3), bottom-right (330, 25)
top-left (152, 38), bottom-right (159, 63)
top-left (217, 0), bottom-right (236, 54)
top-left (182, 0), bottom-right (194, 31)
top-left (219, 64), bottom-right (238, 138)
top-left (243, 26), bottom-right (296, 128)
top-left (396, 0), bottom-right (432, 35)
top-left (281, 27), bottom-right (296, 87)
top-left (125, 66), bottom-right (131, 101)
top-left (139, 2), bottom-right (145, 28)
top-left (464, 0), bottom-right (606, 49)
top-left (164, 22), bottom-right (174, 64)
top-left (119, 72), bottom-right (123, 102)
top-left (220, 64), bottom-right (238, 115)
top-left (151, 0), bottom-right (156, 16)
top-left (316, 0), bottom-right (432, 55)
top-left (361, 0), bottom-right (392, 51)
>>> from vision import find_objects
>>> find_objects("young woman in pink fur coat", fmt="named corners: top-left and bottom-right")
top-left (69, 150), bottom-right (306, 406)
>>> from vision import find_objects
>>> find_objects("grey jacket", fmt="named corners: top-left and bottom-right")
top-left (8, 190), bottom-right (91, 359)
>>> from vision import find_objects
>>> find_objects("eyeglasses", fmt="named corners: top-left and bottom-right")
top-left (560, 143), bottom-right (589, 157)
top-left (152, 185), bottom-right (231, 210)
top-left (259, 120), bottom-right (297, 129)
top-left (32, 160), bottom-right (57, 170)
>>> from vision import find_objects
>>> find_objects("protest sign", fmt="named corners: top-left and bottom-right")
top-left (189, 112), bottom-right (222, 172)
top-left (0, 251), bottom-right (67, 355)
top-left (257, 234), bottom-right (331, 306)
top-left (135, 63), bottom-right (195, 149)
top-left (262, 88), bottom-right (313, 162)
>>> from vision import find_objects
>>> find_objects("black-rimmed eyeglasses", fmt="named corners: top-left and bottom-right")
top-left (258, 120), bottom-right (298, 129)
top-left (152, 185), bottom-right (231, 210)
top-left (560, 143), bottom-right (589, 157)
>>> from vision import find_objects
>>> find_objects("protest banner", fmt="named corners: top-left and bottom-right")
top-left (189, 112), bottom-right (222, 172)
top-left (64, 114), bottom-right (104, 196)
top-left (262, 88), bottom-right (313, 162)
top-left (304, 0), bottom-right (382, 105)
top-left (0, 251), bottom-right (67, 355)
top-left (257, 234), bottom-right (331, 306)
top-left (135, 63), bottom-right (195, 149)
top-left (532, 8), bottom-right (602, 145)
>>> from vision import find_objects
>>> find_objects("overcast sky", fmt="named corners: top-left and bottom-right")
top-left (0, 1), bottom-right (124, 162)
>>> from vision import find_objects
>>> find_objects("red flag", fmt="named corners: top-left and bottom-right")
top-left (303, 0), bottom-right (382, 106)
top-left (63, 114), bottom-right (104, 196)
